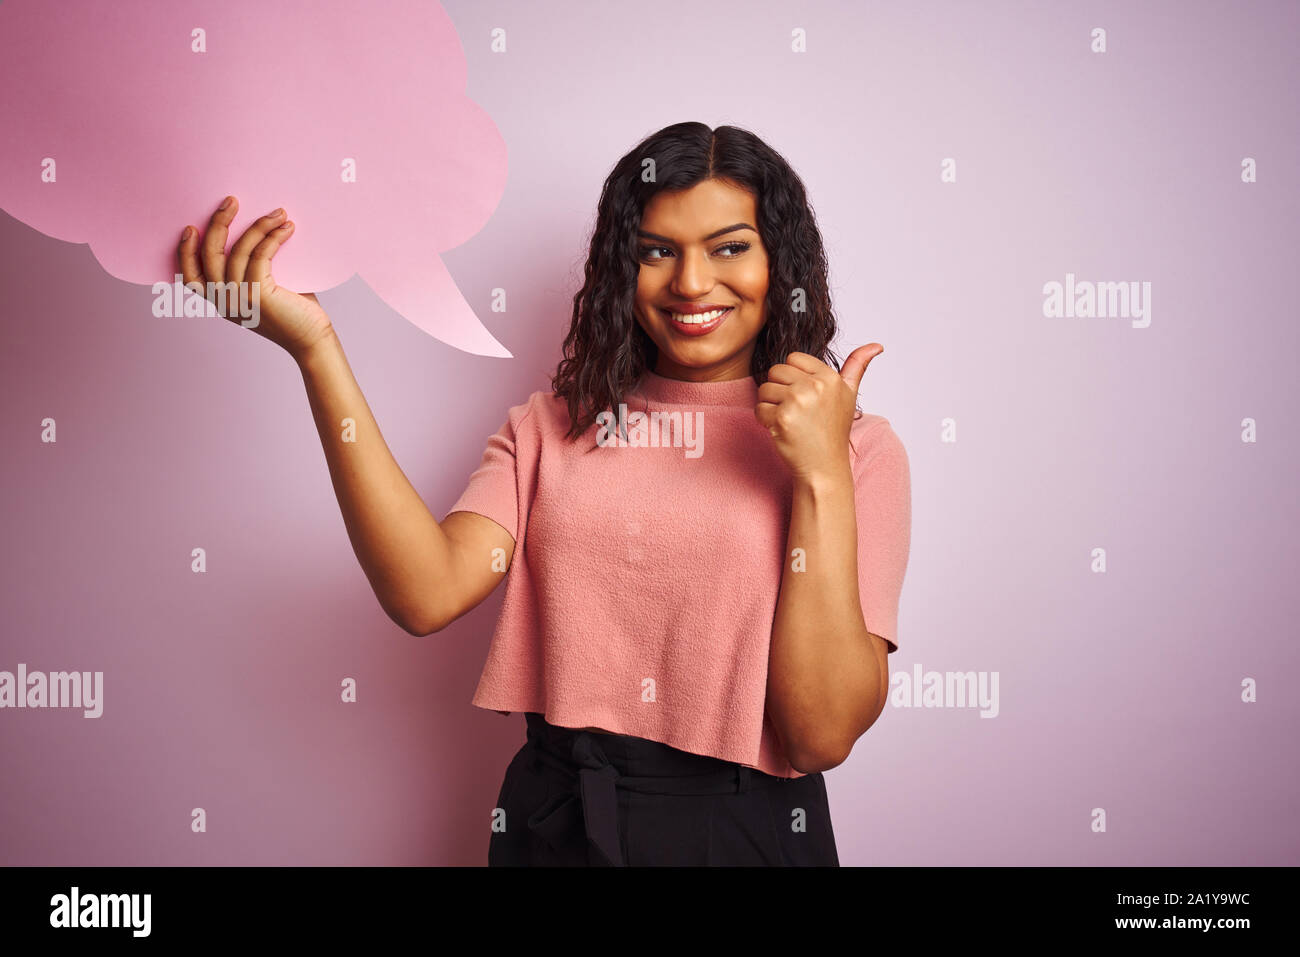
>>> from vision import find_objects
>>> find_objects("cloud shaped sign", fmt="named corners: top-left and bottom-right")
top-left (0, 0), bottom-right (511, 357)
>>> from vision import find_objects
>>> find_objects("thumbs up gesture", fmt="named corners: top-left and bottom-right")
top-left (755, 344), bottom-right (884, 481)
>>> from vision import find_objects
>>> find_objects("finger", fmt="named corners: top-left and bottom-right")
top-left (753, 401), bottom-right (785, 439)
top-left (786, 352), bottom-right (841, 394)
top-left (201, 195), bottom-right (238, 284)
top-left (245, 219), bottom-right (294, 288)
top-left (763, 364), bottom-right (820, 407)
top-left (783, 352), bottom-right (826, 376)
top-left (764, 362), bottom-right (804, 386)
top-left (840, 343), bottom-right (884, 394)
top-left (228, 207), bottom-right (287, 284)
top-left (756, 379), bottom-right (792, 409)
top-left (177, 225), bottom-right (205, 292)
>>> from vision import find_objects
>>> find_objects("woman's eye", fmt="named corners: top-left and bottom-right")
top-left (639, 241), bottom-right (750, 261)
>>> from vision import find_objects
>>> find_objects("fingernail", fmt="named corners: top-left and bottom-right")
top-left (181, 225), bottom-right (192, 240)
top-left (271, 207), bottom-right (284, 218)
top-left (219, 196), bottom-right (232, 210)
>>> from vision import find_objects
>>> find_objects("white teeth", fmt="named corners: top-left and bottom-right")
top-left (668, 307), bottom-right (730, 324)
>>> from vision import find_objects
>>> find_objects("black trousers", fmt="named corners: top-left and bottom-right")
top-left (488, 712), bottom-right (840, 866)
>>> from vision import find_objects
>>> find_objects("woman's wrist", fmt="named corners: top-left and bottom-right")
top-left (790, 456), bottom-right (854, 496)
top-left (292, 325), bottom-right (341, 372)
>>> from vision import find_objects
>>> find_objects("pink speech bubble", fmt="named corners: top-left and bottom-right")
top-left (0, 0), bottom-right (510, 356)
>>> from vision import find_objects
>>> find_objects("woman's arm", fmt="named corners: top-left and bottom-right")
top-left (179, 196), bottom-right (514, 636)
top-left (756, 346), bottom-right (893, 774)
top-left (296, 331), bottom-right (515, 635)
top-left (766, 466), bottom-right (887, 774)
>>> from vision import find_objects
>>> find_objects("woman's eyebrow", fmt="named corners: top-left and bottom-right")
top-left (636, 223), bottom-right (757, 243)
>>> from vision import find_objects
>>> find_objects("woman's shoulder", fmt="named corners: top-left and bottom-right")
top-left (499, 389), bottom-right (579, 436)
top-left (848, 411), bottom-right (905, 465)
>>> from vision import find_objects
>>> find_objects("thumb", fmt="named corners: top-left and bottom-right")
top-left (840, 343), bottom-right (884, 394)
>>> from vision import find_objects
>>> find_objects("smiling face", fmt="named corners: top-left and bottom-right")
top-left (633, 177), bottom-right (769, 382)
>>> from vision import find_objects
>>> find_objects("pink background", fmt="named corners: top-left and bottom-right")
top-left (2, 0), bottom-right (1298, 865)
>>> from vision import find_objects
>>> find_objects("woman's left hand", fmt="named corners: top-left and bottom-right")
top-left (755, 344), bottom-right (884, 482)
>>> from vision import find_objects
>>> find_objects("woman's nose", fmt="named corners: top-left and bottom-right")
top-left (670, 250), bottom-right (714, 298)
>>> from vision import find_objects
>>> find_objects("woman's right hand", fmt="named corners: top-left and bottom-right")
top-left (178, 195), bottom-right (335, 363)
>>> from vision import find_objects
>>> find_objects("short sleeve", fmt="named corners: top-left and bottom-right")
top-left (849, 419), bottom-right (912, 653)
top-left (445, 397), bottom-right (535, 542)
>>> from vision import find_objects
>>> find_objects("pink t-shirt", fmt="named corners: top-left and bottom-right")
top-left (447, 369), bottom-right (911, 778)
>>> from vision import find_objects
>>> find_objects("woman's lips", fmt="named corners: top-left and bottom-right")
top-left (660, 306), bottom-right (733, 337)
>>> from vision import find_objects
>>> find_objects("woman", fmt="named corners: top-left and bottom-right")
top-left (176, 122), bottom-right (911, 866)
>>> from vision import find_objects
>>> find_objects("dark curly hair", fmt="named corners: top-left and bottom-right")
top-left (551, 121), bottom-right (847, 442)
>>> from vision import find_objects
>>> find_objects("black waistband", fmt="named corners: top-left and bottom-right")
top-left (520, 712), bottom-right (769, 865)
top-left (522, 712), bottom-right (759, 785)
top-left (524, 712), bottom-right (759, 782)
